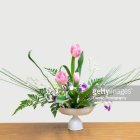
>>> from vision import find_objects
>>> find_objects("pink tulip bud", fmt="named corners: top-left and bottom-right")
top-left (74, 72), bottom-right (80, 83)
top-left (70, 44), bottom-right (82, 58)
top-left (56, 71), bottom-right (68, 85)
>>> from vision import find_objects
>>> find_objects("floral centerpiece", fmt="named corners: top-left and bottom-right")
top-left (0, 44), bottom-right (140, 130)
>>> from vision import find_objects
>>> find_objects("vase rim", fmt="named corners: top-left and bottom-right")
top-left (59, 106), bottom-right (94, 116)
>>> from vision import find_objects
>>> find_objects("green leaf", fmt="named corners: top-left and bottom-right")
top-left (59, 65), bottom-right (72, 82)
top-left (56, 94), bottom-right (68, 104)
top-left (77, 100), bottom-right (94, 108)
top-left (50, 103), bottom-right (59, 117)
top-left (76, 52), bottom-right (84, 76)
top-left (79, 78), bottom-right (103, 101)
top-left (67, 91), bottom-right (74, 99)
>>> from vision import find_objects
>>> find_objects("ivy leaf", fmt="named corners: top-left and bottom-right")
top-left (50, 103), bottom-right (59, 117)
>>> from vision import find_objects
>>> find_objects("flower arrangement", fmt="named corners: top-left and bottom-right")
top-left (0, 44), bottom-right (140, 117)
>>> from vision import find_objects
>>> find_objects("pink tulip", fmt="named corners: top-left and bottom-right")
top-left (74, 72), bottom-right (80, 83)
top-left (70, 44), bottom-right (82, 58)
top-left (56, 71), bottom-right (68, 85)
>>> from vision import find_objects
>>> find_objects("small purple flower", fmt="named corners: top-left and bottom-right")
top-left (52, 95), bottom-right (56, 103)
top-left (104, 103), bottom-right (111, 111)
top-left (79, 84), bottom-right (87, 92)
top-left (63, 86), bottom-right (67, 91)
top-left (68, 82), bottom-right (74, 90)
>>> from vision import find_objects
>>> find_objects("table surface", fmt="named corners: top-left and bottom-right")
top-left (0, 123), bottom-right (140, 140)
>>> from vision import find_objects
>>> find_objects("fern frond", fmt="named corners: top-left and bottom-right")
top-left (12, 100), bottom-right (33, 115)
top-left (88, 78), bottom-right (103, 87)
top-left (45, 68), bottom-right (58, 76)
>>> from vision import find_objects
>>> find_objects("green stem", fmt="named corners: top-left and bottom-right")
top-left (0, 70), bottom-right (38, 92)
top-left (0, 78), bottom-right (31, 90)
top-left (28, 51), bottom-right (56, 91)
top-left (71, 57), bottom-right (75, 84)
top-left (2, 68), bottom-right (39, 90)
top-left (117, 78), bottom-right (140, 87)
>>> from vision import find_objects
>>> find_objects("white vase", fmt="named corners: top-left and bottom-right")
top-left (59, 107), bottom-right (94, 131)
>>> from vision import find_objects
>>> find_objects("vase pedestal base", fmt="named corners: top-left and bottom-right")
top-left (68, 115), bottom-right (83, 131)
